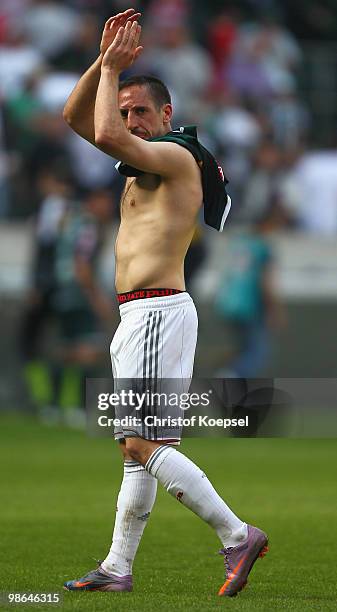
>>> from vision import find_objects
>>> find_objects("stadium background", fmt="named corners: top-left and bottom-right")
top-left (1, 0), bottom-right (337, 412)
top-left (1, 2), bottom-right (337, 609)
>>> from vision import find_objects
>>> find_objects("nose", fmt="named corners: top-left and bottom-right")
top-left (126, 111), bottom-right (138, 132)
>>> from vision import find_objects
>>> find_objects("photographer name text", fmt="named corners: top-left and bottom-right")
top-left (97, 415), bottom-right (249, 429)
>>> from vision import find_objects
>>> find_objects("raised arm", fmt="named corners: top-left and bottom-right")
top-left (94, 21), bottom-right (195, 178)
top-left (63, 9), bottom-right (141, 145)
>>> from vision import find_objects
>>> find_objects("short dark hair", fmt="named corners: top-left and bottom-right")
top-left (119, 75), bottom-right (171, 109)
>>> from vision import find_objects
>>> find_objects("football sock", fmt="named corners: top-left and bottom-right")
top-left (101, 461), bottom-right (157, 576)
top-left (145, 446), bottom-right (247, 548)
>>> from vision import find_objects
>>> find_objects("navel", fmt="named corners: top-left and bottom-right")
top-left (130, 199), bottom-right (136, 207)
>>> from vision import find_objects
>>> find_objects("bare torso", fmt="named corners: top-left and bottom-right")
top-left (115, 156), bottom-right (203, 292)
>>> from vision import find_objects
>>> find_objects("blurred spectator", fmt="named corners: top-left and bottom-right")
top-left (209, 93), bottom-right (262, 203)
top-left (7, 110), bottom-right (70, 217)
top-left (239, 140), bottom-right (285, 223)
top-left (214, 206), bottom-right (286, 377)
top-left (23, 0), bottom-right (80, 60)
top-left (238, 16), bottom-right (302, 93)
top-left (146, 0), bottom-right (189, 26)
top-left (65, 131), bottom-right (120, 191)
top-left (0, 0), bottom-right (31, 34)
top-left (20, 164), bottom-right (72, 409)
top-left (34, 69), bottom-right (80, 113)
top-left (206, 7), bottom-right (239, 74)
top-left (0, 104), bottom-right (9, 217)
top-left (224, 38), bottom-right (273, 100)
top-left (49, 188), bottom-right (115, 424)
top-left (268, 90), bottom-right (310, 151)
top-left (225, 14), bottom-right (302, 100)
top-left (0, 27), bottom-right (45, 100)
top-left (5, 73), bottom-right (44, 158)
top-left (135, 19), bottom-right (213, 123)
top-left (22, 183), bottom-right (116, 423)
top-left (213, 94), bottom-right (262, 150)
top-left (51, 12), bottom-right (100, 72)
top-left (52, 187), bottom-right (114, 341)
top-left (4, 63), bottom-right (79, 216)
top-left (283, 149), bottom-right (337, 235)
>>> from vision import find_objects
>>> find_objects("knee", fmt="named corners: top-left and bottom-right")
top-left (125, 438), bottom-right (144, 463)
top-left (118, 439), bottom-right (133, 461)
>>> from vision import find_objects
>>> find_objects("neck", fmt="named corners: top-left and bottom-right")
top-left (160, 124), bottom-right (172, 136)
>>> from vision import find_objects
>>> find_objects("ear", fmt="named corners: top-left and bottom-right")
top-left (162, 103), bottom-right (173, 124)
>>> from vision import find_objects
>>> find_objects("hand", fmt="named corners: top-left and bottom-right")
top-left (100, 8), bottom-right (141, 56)
top-left (102, 20), bottom-right (143, 73)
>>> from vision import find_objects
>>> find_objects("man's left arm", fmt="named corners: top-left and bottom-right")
top-left (94, 21), bottom-right (194, 178)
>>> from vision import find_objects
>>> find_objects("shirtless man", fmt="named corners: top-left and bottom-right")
top-left (63, 9), bottom-right (268, 598)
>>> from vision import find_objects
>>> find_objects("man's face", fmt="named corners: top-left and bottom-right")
top-left (119, 85), bottom-right (171, 140)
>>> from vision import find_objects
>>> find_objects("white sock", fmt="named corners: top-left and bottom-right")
top-left (101, 460), bottom-right (157, 576)
top-left (145, 446), bottom-right (247, 548)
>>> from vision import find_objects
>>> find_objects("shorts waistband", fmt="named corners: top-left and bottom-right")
top-left (119, 290), bottom-right (193, 315)
top-left (117, 288), bottom-right (184, 305)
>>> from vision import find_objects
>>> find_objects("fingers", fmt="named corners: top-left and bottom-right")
top-left (113, 8), bottom-right (136, 20)
top-left (104, 16), bottom-right (114, 30)
top-left (126, 12), bottom-right (141, 23)
top-left (122, 19), bottom-right (133, 44)
top-left (105, 9), bottom-right (141, 30)
top-left (134, 45), bottom-right (143, 60)
top-left (104, 19), bottom-right (142, 67)
top-left (112, 25), bottom-right (125, 47)
top-left (122, 20), bottom-right (141, 47)
top-left (131, 24), bottom-right (142, 50)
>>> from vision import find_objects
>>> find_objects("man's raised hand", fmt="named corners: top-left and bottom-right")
top-left (102, 20), bottom-right (143, 73)
top-left (100, 8), bottom-right (141, 56)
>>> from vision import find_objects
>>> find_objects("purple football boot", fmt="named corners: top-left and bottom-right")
top-left (64, 564), bottom-right (132, 592)
top-left (218, 525), bottom-right (268, 597)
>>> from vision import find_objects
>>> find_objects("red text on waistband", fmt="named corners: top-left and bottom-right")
top-left (117, 288), bottom-right (184, 304)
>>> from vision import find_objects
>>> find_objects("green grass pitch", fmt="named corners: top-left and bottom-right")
top-left (1, 414), bottom-right (337, 611)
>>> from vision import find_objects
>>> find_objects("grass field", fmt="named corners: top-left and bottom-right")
top-left (1, 413), bottom-right (337, 612)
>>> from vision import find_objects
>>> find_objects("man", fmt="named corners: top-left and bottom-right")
top-left (62, 8), bottom-right (268, 598)
top-left (51, 188), bottom-right (114, 424)
top-left (215, 204), bottom-right (286, 378)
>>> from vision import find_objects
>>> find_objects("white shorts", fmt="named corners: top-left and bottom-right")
top-left (110, 292), bottom-right (198, 442)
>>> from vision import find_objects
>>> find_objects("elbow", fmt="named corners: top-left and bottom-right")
top-left (62, 106), bottom-right (73, 127)
top-left (95, 131), bottom-right (120, 154)
top-left (94, 131), bottom-right (109, 148)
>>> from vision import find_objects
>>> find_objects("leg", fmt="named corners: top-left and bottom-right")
top-left (125, 437), bottom-right (268, 598)
top-left (64, 438), bottom-right (157, 592)
top-left (125, 437), bottom-right (246, 547)
top-left (229, 322), bottom-right (271, 377)
top-left (100, 439), bottom-right (157, 576)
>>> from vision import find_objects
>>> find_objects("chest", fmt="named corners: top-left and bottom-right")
top-left (121, 174), bottom-right (162, 214)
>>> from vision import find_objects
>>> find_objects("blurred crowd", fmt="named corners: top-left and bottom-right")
top-left (1, 0), bottom-right (336, 414)
top-left (1, 0), bottom-right (337, 232)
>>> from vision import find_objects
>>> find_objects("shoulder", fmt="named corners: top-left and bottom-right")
top-left (149, 130), bottom-right (203, 178)
top-left (121, 136), bottom-right (201, 180)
